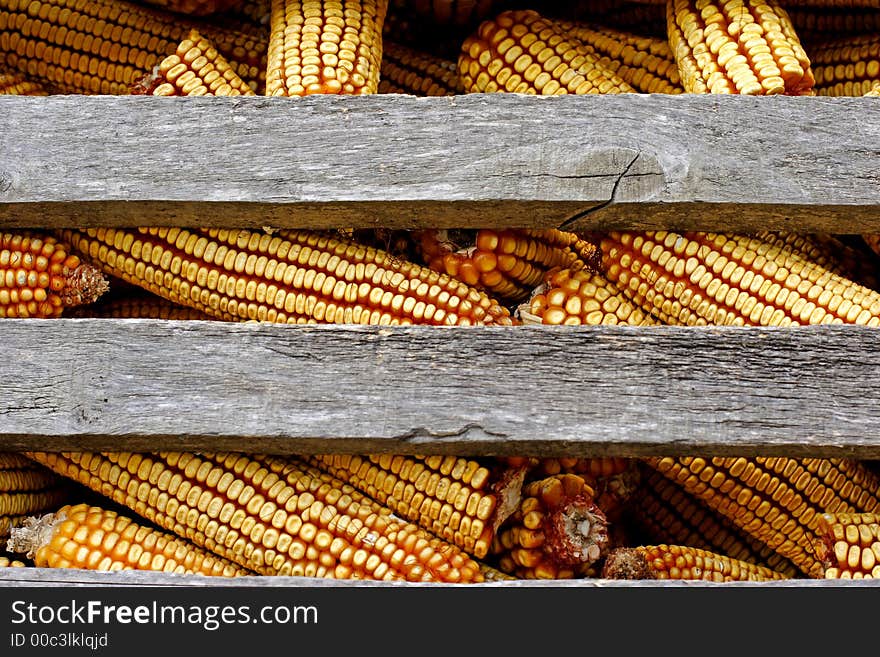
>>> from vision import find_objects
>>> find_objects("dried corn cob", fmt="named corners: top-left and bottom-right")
top-left (303, 454), bottom-right (528, 558)
top-left (133, 0), bottom-right (241, 16)
top-left (602, 544), bottom-right (791, 581)
top-left (0, 555), bottom-right (27, 567)
top-left (644, 456), bottom-right (880, 577)
top-left (627, 465), bottom-right (801, 577)
top-left (379, 40), bottom-right (461, 95)
top-left (0, 231), bottom-right (108, 318)
top-left (458, 9), bottom-right (636, 94)
top-left (593, 230), bottom-right (880, 326)
top-left (131, 29), bottom-right (256, 96)
top-left (266, 0), bottom-right (389, 96)
top-left (810, 34), bottom-right (880, 96)
top-left (666, 0), bottom-right (814, 95)
top-left (8, 503), bottom-right (252, 576)
top-left (0, 70), bottom-right (48, 94)
top-left (491, 473), bottom-right (610, 579)
top-left (815, 512), bottom-right (880, 578)
top-left (416, 228), bottom-right (601, 304)
top-left (26, 451), bottom-right (485, 582)
top-left (0, 0), bottom-right (266, 94)
top-left (552, 20), bottom-right (683, 93)
top-left (58, 227), bottom-right (513, 326)
top-left (788, 7), bottom-right (880, 44)
top-left (0, 454), bottom-right (73, 540)
top-left (519, 265), bottom-right (662, 326)
top-left (69, 291), bottom-right (215, 320)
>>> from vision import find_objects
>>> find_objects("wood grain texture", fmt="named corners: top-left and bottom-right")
top-left (2, 319), bottom-right (880, 458)
top-left (3, 94), bottom-right (880, 231)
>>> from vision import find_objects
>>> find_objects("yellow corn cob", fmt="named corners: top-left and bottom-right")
top-left (131, 29), bottom-right (256, 96)
top-left (57, 227), bottom-right (514, 326)
top-left (0, 0), bottom-right (266, 94)
top-left (458, 9), bottom-right (636, 94)
top-left (0, 231), bottom-right (108, 318)
top-left (519, 265), bottom-right (661, 326)
top-left (26, 451), bottom-right (485, 582)
top-left (378, 40), bottom-right (461, 95)
top-left (666, 0), bottom-right (814, 95)
top-left (602, 544), bottom-right (791, 581)
top-left (0, 454), bottom-right (72, 540)
top-left (593, 230), bottom-right (880, 326)
top-left (416, 228), bottom-right (601, 304)
top-left (134, 0), bottom-right (241, 16)
top-left (810, 35), bottom-right (880, 96)
top-left (0, 70), bottom-right (48, 94)
top-left (266, 0), bottom-right (389, 96)
top-left (815, 512), bottom-right (880, 579)
top-left (551, 20), bottom-right (683, 93)
top-left (302, 454), bottom-right (529, 558)
top-left (644, 456), bottom-right (880, 577)
top-left (69, 291), bottom-right (215, 320)
top-left (7, 503), bottom-right (252, 575)
top-left (628, 465), bottom-right (801, 577)
top-left (491, 473), bottom-right (610, 579)
top-left (0, 556), bottom-right (27, 567)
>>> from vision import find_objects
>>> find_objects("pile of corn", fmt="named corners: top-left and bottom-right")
top-left (2, 0), bottom-right (880, 582)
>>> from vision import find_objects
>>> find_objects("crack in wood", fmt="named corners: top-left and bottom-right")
top-left (558, 151), bottom-right (643, 230)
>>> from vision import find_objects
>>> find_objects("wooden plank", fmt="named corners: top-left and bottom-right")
top-left (2, 319), bottom-right (880, 458)
top-left (3, 94), bottom-right (880, 232)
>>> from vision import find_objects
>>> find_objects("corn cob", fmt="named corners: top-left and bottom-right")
top-left (7, 503), bottom-right (252, 575)
top-left (643, 456), bottom-right (880, 577)
top-left (26, 451), bottom-right (485, 582)
top-left (551, 20), bottom-right (683, 93)
top-left (592, 230), bottom-right (880, 326)
top-left (666, 0), bottom-right (814, 95)
top-left (416, 228), bottom-right (601, 304)
top-left (788, 7), bottom-right (880, 44)
top-left (378, 40), bottom-right (461, 95)
top-left (0, 0), bottom-right (266, 94)
top-left (133, 0), bottom-right (241, 16)
top-left (57, 227), bottom-right (514, 326)
top-left (131, 29), bottom-right (256, 96)
top-left (0, 555), bottom-right (27, 567)
top-left (0, 70), bottom-right (47, 94)
top-left (0, 231), bottom-right (108, 318)
top-left (458, 9), bottom-right (636, 95)
top-left (68, 290), bottom-right (215, 320)
top-left (265, 0), bottom-right (389, 96)
top-left (302, 454), bottom-right (528, 558)
top-left (490, 473), bottom-right (610, 579)
top-left (0, 453), bottom-right (72, 540)
top-left (478, 560), bottom-right (516, 581)
top-left (519, 264), bottom-right (662, 326)
top-left (815, 512), bottom-right (880, 578)
top-left (810, 35), bottom-right (880, 96)
top-left (601, 544), bottom-right (791, 581)
top-left (627, 465), bottom-right (801, 577)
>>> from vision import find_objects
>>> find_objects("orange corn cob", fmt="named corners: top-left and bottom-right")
top-left (379, 40), bottom-right (461, 95)
top-left (666, 0), bottom-right (814, 95)
top-left (815, 512), bottom-right (880, 579)
top-left (416, 228), bottom-right (601, 304)
top-left (26, 451), bottom-right (485, 582)
top-left (602, 544), bottom-right (791, 581)
top-left (303, 454), bottom-right (528, 558)
top-left (593, 230), bottom-right (880, 326)
top-left (0, 232), bottom-right (108, 318)
top-left (491, 473), bottom-right (610, 579)
top-left (266, 0), bottom-right (389, 96)
top-left (0, 70), bottom-right (48, 94)
top-left (458, 9), bottom-right (636, 94)
top-left (8, 503), bottom-right (252, 576)
top-left (131, 29), bottom-right (256, 96)
top-left (644, 456), bottom-right (880, 577)
top-left (57, 227), bottom-right (514, 326)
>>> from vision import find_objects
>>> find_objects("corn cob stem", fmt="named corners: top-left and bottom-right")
top-left (815, 512), bottom-right (880, 579)
top-left (602, 544), bottom-right (791, 581)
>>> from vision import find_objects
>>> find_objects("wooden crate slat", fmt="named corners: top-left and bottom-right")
top-left (2, 94), bottom-right (880, 232)
top-left (2, 319), bottom-right (879, 457)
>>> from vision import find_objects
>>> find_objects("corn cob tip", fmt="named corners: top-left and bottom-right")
top-left (601, 547), bottom-right (654, 580)
top-left (550, 495), bottom-right (609, 566)
top-left (58, 263), bottom-right (109, 308)
top-left (6, 510), bottom-right (60, 560)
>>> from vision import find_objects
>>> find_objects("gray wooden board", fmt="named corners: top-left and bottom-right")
top-left (3, 94), bottom-right (880, 232)
top-left (2, 319), bottom-right (880, 458)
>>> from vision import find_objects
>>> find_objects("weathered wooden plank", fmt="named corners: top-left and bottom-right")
top-left (3, 94), bottom-right (880, 232)
top-left (2, 319), bottom-right (880, 457)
